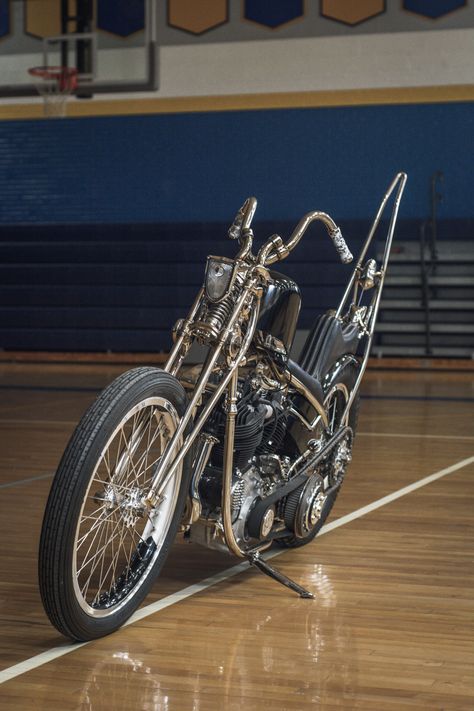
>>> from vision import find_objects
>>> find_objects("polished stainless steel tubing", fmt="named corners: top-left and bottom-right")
top-left (264, 212), bottom-right (347, 266)
top-left (221, 369), bottom-right (244, 557)
top-left (149, 288), bottom-right (260, 500)
top-left (242, 197), bottom-right (257, 230)
top-left (341, 172), bottom-right (408, 421)
top-left (164, 287), bottom-right (204, 375)
top-left (189, 433), bottom-right (218, 523)
top-left (335, 172), bottom-right (407, 320)
top-left (286, 371), bottom-right (329, 429)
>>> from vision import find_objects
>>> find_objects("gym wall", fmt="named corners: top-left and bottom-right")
top-left (0, 1), bottom-right (472, 352)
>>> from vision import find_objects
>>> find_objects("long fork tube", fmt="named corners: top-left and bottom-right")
top-left (153, 303), bottom-right (259, 500)
top-left (147, 287), bottom-right (259, 502)
top-left (164, 288), bottom-right (204, 376)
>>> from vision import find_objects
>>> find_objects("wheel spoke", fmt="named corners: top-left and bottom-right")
top-left (92, 514), bottom-right (114, 604)
top-left (99, 523), bottom-right (128, 602)
top-left (80, 513), bottom-right (118, 599)
top-left (72, 398), bottom-right (182, 616)
top-left (77, 516), bottom-right (123, 577)
top-left (76, 508), bottom-right (117, 550)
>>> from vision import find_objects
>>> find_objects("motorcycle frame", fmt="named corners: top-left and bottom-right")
top-left (145, 172), bottom-right (407, 560)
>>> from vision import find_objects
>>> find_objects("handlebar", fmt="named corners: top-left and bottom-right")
top-left (260, 211), bottom-right (353, 266)
top-left (228, 197), bottom-right (258, 240)
top-left (229, 197), bottom-right (353, 267)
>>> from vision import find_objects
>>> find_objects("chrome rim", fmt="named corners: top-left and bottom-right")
top-left (324, 383), bottom-right (349, 434)
top-left (72, 397), bottom-right (182, 617)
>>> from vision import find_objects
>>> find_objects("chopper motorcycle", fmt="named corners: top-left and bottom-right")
top-left (39, 172), bottom-right (407, 641)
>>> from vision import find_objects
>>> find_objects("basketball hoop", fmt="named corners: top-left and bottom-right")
top-left (28, 66), bottom-right (78, 118)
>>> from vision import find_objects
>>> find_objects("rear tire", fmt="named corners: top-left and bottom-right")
top-left (276, 358), bottom-right (359, 549)
top-left (39, 367), bottom-right (192, 641)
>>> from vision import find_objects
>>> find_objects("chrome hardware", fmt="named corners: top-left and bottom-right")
top-left (228, 197), bottom-right (257, 241)
top-left (257, 234), bottom-right (289, 265)
top-left (37, 172), bottom-right (409, 640)
top-left (262, 211), bottom-right (352, 266)
top-left (120, 488), bottom-right (146, 528)
top-left (250, 362), bottom-right (282, 391)
top-left (148, 287), bottom-right (260, 507)
top-left (293, 475), bottom-right (326, 537)
top-left (259, 332), bottom-right (287, 357)
top-left (221, 369), bottom-right (246, 557)
top-left (172, 318), bottom-right (185, 343)
top-left (157, 173), bottom-right (406, 568)
top-left (358, 258), bottom-right (379, 290)
top-left (285, 369), bottom-right (329, 430)
top-left (260, 507), bottom-right (275, 537)
top-left (187, 433), bottom-right (218, 525)
top-left (335, 172), bottom-right (407, 422)
top-left (350, 305), bottom-right (370, 337)
top-left (193, 296), bottom-right (235, 343)
top-left (204, 256), bottom-right (236, 303)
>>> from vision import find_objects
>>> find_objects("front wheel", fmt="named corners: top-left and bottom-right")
top-left (39, 367), bottom-right (191, 641)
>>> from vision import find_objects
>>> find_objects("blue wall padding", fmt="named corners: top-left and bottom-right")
top-left (0, 0), bottom-right (9, 38)
top-left (0, 102), bottom-right (472, 225)
top-left (97, 0), bottom-right (145, 37)
top-left (244, 0), bottom-right (304, 28)
top-left (403, 0), bottom-right (466, 20)
top-left (0, 217), bottom-right (471, 352)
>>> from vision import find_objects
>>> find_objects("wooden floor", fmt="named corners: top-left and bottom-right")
top-left (0, 364), bottom-right (473, 710)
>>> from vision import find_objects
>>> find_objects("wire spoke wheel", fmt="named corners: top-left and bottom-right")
top-left (277, 359), bottom-right (359, 549)
top-left (73, 397), bottom-right (181, 617)
top-left (39, 368), bottom-right (192, 641)
top-left (325, 382), bottom-right (350, 436)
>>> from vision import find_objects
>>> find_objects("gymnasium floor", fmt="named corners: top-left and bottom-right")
top-left (0, 364), bottom-right (473, 710)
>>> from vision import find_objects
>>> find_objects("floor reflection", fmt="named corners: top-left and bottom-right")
top-left (74, 564), bottom-right (358, 710)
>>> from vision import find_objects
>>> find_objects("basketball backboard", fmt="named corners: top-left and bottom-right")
top-left (0, 0), bottom-right (157, 99)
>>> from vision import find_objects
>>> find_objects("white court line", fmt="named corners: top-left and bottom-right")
top-left (0, 472), bottom-right (54, 490)
top-left (1, 432), bottom-right (471, 492)
top-left (0, 453), bottom-right (473, 686)
top-left (0, 419), bottom-right (77, 427)
top-left (2, 422), bottom-right (473, 439)
top-left (358, 432), bottom-right (474, 441)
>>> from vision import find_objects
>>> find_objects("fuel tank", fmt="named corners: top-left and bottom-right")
top-left (257, 270), bottom-right (301, 355)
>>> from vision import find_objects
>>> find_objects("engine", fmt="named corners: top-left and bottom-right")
top-left (189, 375), bottom-right (292, 550)
top-left (209, 379), bottom-right (288, 470)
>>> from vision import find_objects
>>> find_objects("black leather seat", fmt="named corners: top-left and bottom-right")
top-left (299, 313), bottom-right (359, 383)
top-left (286, 358), bottom-right (324, 405)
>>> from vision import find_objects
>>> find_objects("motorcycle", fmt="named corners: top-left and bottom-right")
top-left (39, 172), bottom-right (407, 641)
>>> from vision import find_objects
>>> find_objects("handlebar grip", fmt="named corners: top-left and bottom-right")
top-left (228, 197), bottom-right (258, 240)
top-left (330, 227), bottom-right (353, 264)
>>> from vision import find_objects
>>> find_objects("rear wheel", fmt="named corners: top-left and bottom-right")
top-left (39, 367), bottom-right (191, 641)
top-left (277, 358), bottom-right (359, 548)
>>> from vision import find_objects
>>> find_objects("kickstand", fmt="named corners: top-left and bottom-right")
top-left (247, 552), bottom-right (314, 599)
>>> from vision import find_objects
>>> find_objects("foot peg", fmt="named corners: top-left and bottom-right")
top-left (247, 552), bottom-right (314, 599)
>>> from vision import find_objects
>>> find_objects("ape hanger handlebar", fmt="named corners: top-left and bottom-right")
top-left (229, 197), bottom-right (353, 267)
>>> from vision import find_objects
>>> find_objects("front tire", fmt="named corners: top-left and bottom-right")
top-left (39, 367), bottom-right (191, 641)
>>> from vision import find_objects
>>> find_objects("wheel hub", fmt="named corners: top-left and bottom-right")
top-left (93, 485), bottom-right (119, 511)
top-left (120, 488), bottom-right (145, 528)
top-left (308, 490), bottom-right (327, 527)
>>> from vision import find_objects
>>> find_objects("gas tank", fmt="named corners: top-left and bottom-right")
top-left (257, 270), bottom-right (301, 356)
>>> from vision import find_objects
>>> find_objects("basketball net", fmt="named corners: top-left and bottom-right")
top-left (28, 66), bottom-right (78, 118)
